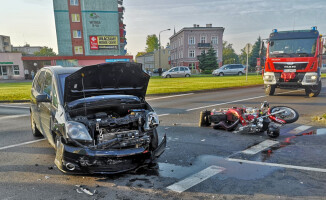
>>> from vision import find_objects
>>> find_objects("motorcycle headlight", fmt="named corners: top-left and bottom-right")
top-left (66, 121), bottom-right (92, 142)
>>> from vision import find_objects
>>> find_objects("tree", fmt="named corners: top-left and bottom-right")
top-left (222, 41), bottom-right (239, 65)
top-left (198, 47), bottom-right (218, 72)
top-left (34, 47), bottom-right (57, 56)
top-left (145, 34), bottom-right (159, 53)
top-left (249, 37), bottom-right (266, 70)
top-left (239, 45), bottom-right (250, 65)
top-left (136, 52), bottom-right (146, 58)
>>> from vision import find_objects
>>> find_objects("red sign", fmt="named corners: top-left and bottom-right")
top-left (90, 36), bottom-right (99, 50)
top-left (257, 58), bottom-right (261, 66)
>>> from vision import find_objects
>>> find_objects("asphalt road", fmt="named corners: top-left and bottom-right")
top-left (0, 80), bottom-right (326, 200)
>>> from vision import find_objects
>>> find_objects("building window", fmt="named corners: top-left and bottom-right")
top-left (0, 66), bottom-right (8, 76)
top-left (13, 65), bottom-right (20, 75)
top-left (70, 0), bottom-right (79, 6)
top-left (201, 36), bottom-right (206, 43)
top-left (73, 30), bottom-right (82, 38)
top-left (189, 36), bottom-right (195, 45)
top-left (212, 36), bottom-right (218, 45)
top-left (189, 50), bottom-right (195, 58)
top-left (71, 14), bottom-right (80, 22)
top-left (74, 46), bottom-right (83, 54)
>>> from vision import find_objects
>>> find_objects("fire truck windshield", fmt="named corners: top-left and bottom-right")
top-left (269, 38), bottom-right (316, 58)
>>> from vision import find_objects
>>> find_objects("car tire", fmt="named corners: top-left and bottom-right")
top-left (30, 113), bottom-right (43, 138)
top-left (219, 72), bottom-right (224, 77)
top-left (238, 72), bottom-right (243, 76)
top-left (166, 75), bottom-right (171, 78)
top-left (265, 84), bottom-right (276, 96)
top-left (185, 74), bottom-right (190, 77)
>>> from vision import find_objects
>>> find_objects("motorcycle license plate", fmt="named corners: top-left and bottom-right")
top-left (284, 69), bottom-right (296, 72)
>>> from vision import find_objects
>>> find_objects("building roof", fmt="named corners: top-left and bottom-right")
top-left (136, 52), bottom-right (154, 58)
top-left (170, 26), bottom-right (225, 40)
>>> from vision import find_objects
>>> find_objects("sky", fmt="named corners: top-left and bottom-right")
top-left (1, 0), bottom-right (326, 55)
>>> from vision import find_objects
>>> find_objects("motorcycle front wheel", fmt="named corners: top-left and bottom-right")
top-left (270, 106), bottom-right (299, 124)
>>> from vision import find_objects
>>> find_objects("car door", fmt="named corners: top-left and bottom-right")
top-left (224, 65), bottom-right (231, 75)
top-left (31, 71), bottom-right (46, 131)
top-left (39, 71), bottom-right (53, 140)
top-left (179, 67), bottom-right (186, 77)
top-left (171, 67), bottom-right (179, 77)
top-left (230, 65), bottom-right (238, 75)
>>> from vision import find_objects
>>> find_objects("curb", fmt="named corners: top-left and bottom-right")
top-left (0, 100), bottom-right (30, 103)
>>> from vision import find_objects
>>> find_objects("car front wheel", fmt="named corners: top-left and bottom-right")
top-left (219, 72), bottom-right (224, 76)
top-left (30, 113), bottom-right (43, 137)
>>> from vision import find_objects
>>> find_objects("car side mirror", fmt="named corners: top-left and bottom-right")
top-left (36, 94), bottom-right (51, 103)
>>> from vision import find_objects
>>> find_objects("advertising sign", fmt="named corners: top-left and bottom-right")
top-left (89, 36), bottom-right (118, 50)
top-left (105, 59), bottom-right (130, 63)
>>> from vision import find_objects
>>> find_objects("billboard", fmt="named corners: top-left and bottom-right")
top-left (89, 36), bottom-right (118, 50)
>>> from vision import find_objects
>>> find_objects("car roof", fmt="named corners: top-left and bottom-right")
top-left (43, 66), bottom-right (81, 75)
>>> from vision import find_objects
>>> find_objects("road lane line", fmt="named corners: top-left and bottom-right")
top-left (0, 139), bottom-right (46, 151)
top-left (167, 165), bottom-right (225, 193)
top-left (0, 114), bottom-right (30, 120)
top-left (186, 89), bottom-right (304, 112)
top-left (242, 140), bottom-right (279, 155)
top-left (289, 125), bottom-right (312, 134)
top-left (227, 158), bottom-right (326, 173)
top-left (147, 93), bottom-right (195, 101)
top-left (0, 105), bottom-right (30, 109)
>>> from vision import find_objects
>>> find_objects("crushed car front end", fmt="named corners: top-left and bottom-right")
top-left (53, 62), bottom-right (166, 174)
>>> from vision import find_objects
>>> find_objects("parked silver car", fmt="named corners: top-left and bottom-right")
top-left (162, 66), bottom-right (191, 78)
top-left (212, 64), bottom-right (246, 76)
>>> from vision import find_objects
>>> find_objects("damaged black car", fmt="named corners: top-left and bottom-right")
top-left (30, 62), bottom-right (166, 174)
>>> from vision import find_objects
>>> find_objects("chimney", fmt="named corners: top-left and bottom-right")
top-left (197, 25), bottom-right (200, 27)
top-left (206, 24), bottom-right (212, 27)
top-left (193, 24), bottom-right (197, 27)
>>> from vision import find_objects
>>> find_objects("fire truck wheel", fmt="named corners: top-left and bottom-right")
top-left (265, 85), bottom-right (276, 96)
top-left (305, 81), bottom-right (322, 97)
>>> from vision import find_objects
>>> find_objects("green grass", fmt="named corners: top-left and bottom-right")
top-left (147, 74), bottom-right (263, 94)
top-left (0, 82), bottom-right (32, 101)
top-left (0, 73), bottom-right (325, 101)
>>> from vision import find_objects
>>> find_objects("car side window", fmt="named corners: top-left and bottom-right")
top-left (172, 68), bottom-right (178, 72)
top-left (180, 67), bottom-right (185, 71)
top-left (43, 72), bottom-right (52, 96)
top-left (35, 71), bottom-right (45, 93)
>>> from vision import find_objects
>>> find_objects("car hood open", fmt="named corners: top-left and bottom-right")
top-left (64, 62), bottom-right (150, 104)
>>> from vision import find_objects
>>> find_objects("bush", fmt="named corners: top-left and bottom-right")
top-left (202, 70), bottom-right (213, 74)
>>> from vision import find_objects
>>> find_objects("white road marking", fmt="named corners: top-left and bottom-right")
top-left (186, 89), bottom-right (304, 112)
top-left (242, 140), bottom-right (279, 155)
top-left (147, 93), bottom-right (195, 101)
top-left (0, 139), bottom-right (46, 151)
top-left (0, 105), bottom-right (29, 109)
top-left (227, 158), bottom-right (326, 173)
top-left (158, 113), bottom-right (170, 117)
top-left (167, 165), bottom-right (225, 193)
top-left (289, 125), bottom-right (312, 134)
top-left (0, 114), bottom-right (30, 121)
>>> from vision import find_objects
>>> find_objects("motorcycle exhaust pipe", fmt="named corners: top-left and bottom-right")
top-left (65, 163), bottom-right (76, 171)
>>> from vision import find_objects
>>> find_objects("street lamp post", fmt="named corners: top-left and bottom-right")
top-left (159, 28), bottom-right (171, 70)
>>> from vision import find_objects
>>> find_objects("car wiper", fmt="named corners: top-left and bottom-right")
top-left (296, 53), bottom-right (311, 57)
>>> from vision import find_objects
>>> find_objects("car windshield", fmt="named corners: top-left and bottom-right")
top-left (58, 73), bottom-right (71, 93)
top-left (269, 38), bottom-right (317, 58)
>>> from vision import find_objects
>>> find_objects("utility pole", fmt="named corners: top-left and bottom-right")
top-left (245, 43), bottom-right (252, 81)
top-left (159, 29), bottom-right (171, 69)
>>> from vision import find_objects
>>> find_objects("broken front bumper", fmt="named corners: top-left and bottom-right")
top-left (54, 135), bottom-right (167, 174)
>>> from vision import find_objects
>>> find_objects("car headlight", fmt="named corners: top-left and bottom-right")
top-left (311, 75), bottom-right (317, 80)
top-left (144, 112), bottom-right (160, 131)
top-left (66, 121), bottom-right (92, 142)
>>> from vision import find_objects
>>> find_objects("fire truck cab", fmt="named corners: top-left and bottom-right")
top-left (263, 27), bottom-right (323, 97)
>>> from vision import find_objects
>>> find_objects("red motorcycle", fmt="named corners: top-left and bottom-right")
top-left (199, 101), bottom-right (299, 138)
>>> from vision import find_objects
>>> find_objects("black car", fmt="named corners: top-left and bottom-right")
top-left (30, 62), bottom-right (166, 174)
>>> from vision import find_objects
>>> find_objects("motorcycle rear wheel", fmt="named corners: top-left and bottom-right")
top-left (270, 106), bottom-right (299, 124)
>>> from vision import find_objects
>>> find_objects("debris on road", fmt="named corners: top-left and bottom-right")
top-left (75, 185), bottom-right (96, 196)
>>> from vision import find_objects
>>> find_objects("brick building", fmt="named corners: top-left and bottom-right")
top-left (169, 24), bottom-right (224, 69)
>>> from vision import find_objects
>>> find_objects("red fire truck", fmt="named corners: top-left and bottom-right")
top-left (262, 27), bottom-right (324, 97)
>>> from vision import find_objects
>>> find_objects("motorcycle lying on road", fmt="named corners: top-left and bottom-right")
top-left (199, 101), bottom-right (299, 138)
